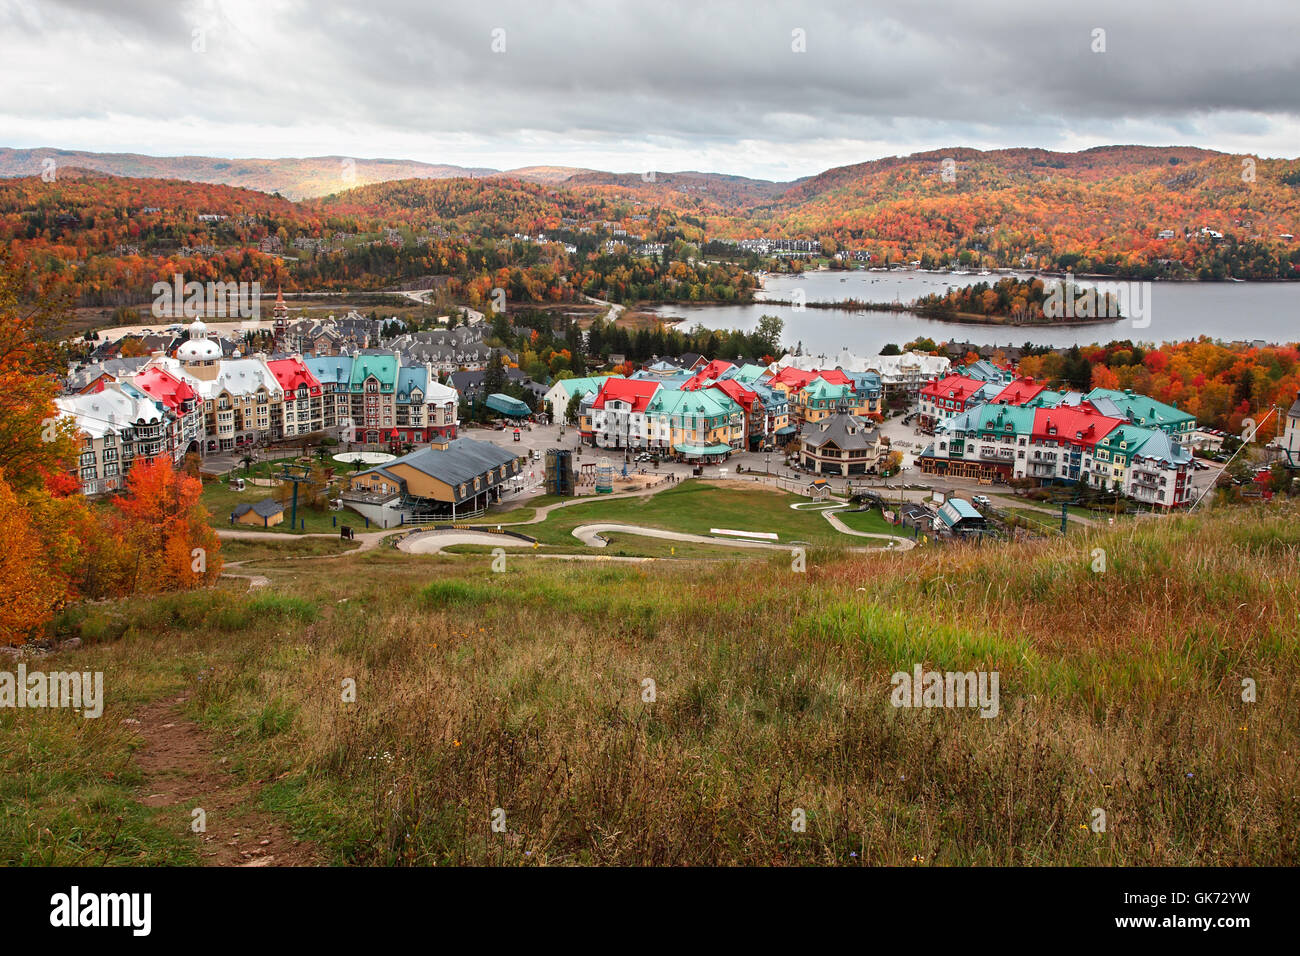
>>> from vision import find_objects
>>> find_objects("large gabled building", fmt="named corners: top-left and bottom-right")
top-left (346, 351), bottom-right (399, 443)
top-left (303, 351), bottom-right (459, 445)
top-left (1088, 424), bottom-right (1194, 508)
top-left (920, 404), bottom-right (1036, 482)
top-left (345, 437), bottom-right (525, 523)
top-left (396, 366), bottom-right (459, 442)
top-left (798, 403), bottom-right (885, 475)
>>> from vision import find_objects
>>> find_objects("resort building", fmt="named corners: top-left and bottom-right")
top-left (344, 437), bottom-right (525, 524)
top-left (1084, 388), bottom-right (1197, 444)
top-left (55, 381), bottom-right (169, 495)
top-left (918, 374), bottom-right (1002, 431)
top-left (590, 378), bottom-right (663, 450)
top-left (798, 403), bottom-right (885, 475)
top-left (645, 386), bottom-right (744, 458)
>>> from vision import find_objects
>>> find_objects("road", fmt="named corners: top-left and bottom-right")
top-left (583, 294), bottom-right (625, 323)
top-left (397, 528), bottom-right (654, 562)
top-left (394, 288), bottom-right (485, 325)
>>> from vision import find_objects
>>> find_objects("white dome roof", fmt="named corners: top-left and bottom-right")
top-left (189, 318), bottom-right (208, 334)
top-left (178, 337), bottom-right (221, 362)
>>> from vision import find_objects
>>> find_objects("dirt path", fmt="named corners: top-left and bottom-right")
top-left (217, 527), bottom-right (392, 552)
top-left (131, 693), bottom-right (319, 867)
top-left (219, 560), bottom-right (271, 590)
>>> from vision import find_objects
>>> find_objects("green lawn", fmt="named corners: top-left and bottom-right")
top-left (831, 507), bottom-right (898, 535)
top-left (480, 494), bottom-right (567, 524)
top-left (441, 536), bottom-right (768, 560)
top-left (511, 481), bottom-right (856, 547)
top-left (202, 478), bottom-right (346, 534)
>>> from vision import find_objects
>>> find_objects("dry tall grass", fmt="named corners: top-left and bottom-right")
top-left (35, 503), bottom-right (1300, 865)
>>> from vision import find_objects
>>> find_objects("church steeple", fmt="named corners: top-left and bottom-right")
top-left (272, 286), bottom-right (289, 341)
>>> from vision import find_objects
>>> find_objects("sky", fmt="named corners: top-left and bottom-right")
top-left (2, 0), bottom-right (1298, 181)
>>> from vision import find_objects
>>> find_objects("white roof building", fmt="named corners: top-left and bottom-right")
top-left (773, 349), bottom-right (950, 392)
top-left (55, 382), bottom-right (164, 438)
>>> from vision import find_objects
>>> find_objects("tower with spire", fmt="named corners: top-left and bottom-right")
top-left (272, 286), bottom-right (289, 345)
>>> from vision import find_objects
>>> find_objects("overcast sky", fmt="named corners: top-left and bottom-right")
top-left (3, 0), bottom-right (1298, 180)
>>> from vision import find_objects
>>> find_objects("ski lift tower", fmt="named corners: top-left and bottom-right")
top-left (276, 461), bottom-right (314, 530)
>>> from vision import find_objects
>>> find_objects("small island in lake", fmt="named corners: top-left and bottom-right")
top-left (910, 276), bottom-right (1128, 326)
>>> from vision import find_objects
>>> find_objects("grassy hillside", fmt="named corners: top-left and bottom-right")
top-left (5, 503), bottom-right (1297, 865)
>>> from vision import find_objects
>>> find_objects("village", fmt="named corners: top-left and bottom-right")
top-left (51, 295), bottom-right (1300, 557)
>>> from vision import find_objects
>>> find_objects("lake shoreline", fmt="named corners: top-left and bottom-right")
top-left (755, 297), bottom-right (1124, 327)
top-left (756, 265), bottom-right (1299, 284)
top-left (646, 268), bottom-right (1299, 355)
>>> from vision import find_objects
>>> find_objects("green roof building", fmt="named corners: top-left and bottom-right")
top-left (1085, 388), bottom-right (1195, 441)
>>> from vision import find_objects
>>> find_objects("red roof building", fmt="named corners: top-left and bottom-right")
top-left (706, 378), bottom-right (757, 412)
top-left (1030, 405), bottom-right (1123, 449)
top-left (1025, 405), bottom-right (1125, 482)
top-left (918, 374), bottom-right (989, 430)
top-left (591, 377), bottom-right (661, 412)
top-left (267, 358), bottom-right (325, 438)
top-left (990, 376), bottom-right (1049, 407)
top-left (132, 365), bottom-right (198, 412)
top-left (681, 359), bottom-right (736, 390)
top-left (769, 366), bottom-right (852, 391)
top-left (131, 364), bottom-right (202, 459)
top-left (266, 357), bottom-right (324, 398)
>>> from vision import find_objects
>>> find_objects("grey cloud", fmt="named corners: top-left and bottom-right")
top-left (2, 0), bottom-right (1297, 175)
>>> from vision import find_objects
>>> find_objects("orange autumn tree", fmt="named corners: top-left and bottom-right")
top-left (0, 250), bottom-right (87, 643)
top-left (112, 457), bottom-right (222, 592)
top-left (0, 249), bottom-right (77, 496)
top-left (0, 470), bottom-right (72, 644)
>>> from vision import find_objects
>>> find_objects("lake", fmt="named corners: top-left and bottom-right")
top-left (648, 270), bottom-right (1300, 357)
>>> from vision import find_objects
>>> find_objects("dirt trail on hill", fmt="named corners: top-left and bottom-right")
top-left (131, 694), bottom-right (319, 866)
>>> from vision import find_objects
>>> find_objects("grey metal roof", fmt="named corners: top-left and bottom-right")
top-left (65, 356), bottom-right (151, 390)
top-left (365, 438), bottom-right (520, 502)
top-left (801, 411), bottom-right (881, 451)
top-left (233, 498), bottom-right (284, 518)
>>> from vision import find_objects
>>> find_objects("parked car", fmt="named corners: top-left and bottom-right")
top-left (971, 495), bottom-right (992, 508)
